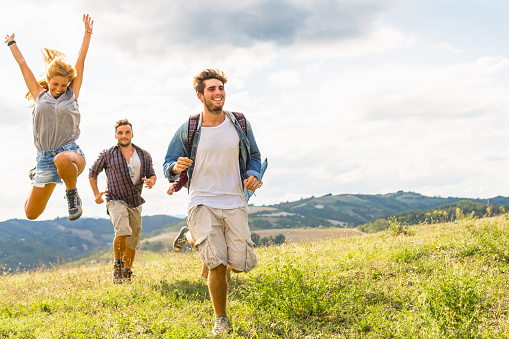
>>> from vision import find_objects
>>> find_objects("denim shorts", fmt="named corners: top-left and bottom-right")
top-left (33, 142), bottom-right (85, 187)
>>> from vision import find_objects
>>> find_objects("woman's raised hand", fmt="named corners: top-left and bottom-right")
top-left (83, 14), bottom-right (94, 33)
top-left (4, 33), bottom-right (15, 44)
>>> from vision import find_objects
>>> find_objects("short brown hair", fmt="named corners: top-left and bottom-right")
top-left (115, 119), bottom-right (132, 132)
top-left (193, 69), bottom-right (227, 94)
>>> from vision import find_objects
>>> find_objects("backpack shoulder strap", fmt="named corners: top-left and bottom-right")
top-left (232, 112), bottom-right (247, 135)
top-left (187, 113), bottom-right (200, 156)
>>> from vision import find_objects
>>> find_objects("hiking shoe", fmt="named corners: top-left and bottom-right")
top-left (123, 268), bottom-right (133, 283)
top-left (65, 188), bottom-right (82, 221)
top-left (173, 226), bottom-right (189, 252)
top-left (212, 316), bottom-right (230, 336)
top-left (112, 260), bottom-right (124, 284)
top-left (28, 166), bottom-right (36, 181)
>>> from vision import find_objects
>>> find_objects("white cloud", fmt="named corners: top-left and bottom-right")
top-left (269, 69), bottom-right (302, 88)
top-left (293, 25), bottom-right (415, 59)
top-left (432, 42), bottom-right (463, 53)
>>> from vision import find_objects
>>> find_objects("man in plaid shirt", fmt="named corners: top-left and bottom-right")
top-left (89, 119), bottom-right (156, 283)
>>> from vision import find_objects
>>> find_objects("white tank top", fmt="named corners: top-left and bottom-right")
top-left (188, 117), bottom-right (245, 210)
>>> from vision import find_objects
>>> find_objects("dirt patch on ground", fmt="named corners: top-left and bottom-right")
top-left (248, 206), bottom-right (279, 214)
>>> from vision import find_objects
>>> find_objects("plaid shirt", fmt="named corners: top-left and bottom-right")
top-left (169, 169), bottom-right (188, 192)
top-left (89, 144), bottom-right (156, 208)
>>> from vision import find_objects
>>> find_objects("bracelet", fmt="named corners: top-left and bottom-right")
top-left (7, 40), bottom-right (16, 46)
top-left (85, 30), bottom-right (93, 34)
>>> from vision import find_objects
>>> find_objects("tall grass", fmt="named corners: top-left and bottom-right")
top-left (2, 215), bottom-right (509, 338)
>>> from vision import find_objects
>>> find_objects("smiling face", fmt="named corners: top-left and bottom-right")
top-left (47, 76), bottom-right (70, 98)
top-left (115, 124), bottom-right (133, 147)
top-left (198, 78), bottom-right (225, 114)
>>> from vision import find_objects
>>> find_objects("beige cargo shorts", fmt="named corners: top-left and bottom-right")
top-left (107, 200), bottom-right (142, 250)
top-left (188, 205), bottom-right (257, 272)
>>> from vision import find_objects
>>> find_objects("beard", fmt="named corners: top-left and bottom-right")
top-left (204, 96), bottom-right (224, 114)
top-left (118, 139), bottom-right (131, 147)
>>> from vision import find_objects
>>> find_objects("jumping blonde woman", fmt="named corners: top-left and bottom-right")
top-left (5, 14), bottom-right (93, 221)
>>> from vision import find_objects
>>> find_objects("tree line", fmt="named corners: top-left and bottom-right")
top-left (358, 200), bottom-right (508, 233)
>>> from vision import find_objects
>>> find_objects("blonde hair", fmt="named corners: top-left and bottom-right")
top-left (26, 48), bottom-right (77, 103)
top-left (193, 69), bottom-right (227, 94)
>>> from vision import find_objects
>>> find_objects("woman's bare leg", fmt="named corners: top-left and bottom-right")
top-left (54, 151), bottom-right (85, 189)
top-left (24, 183), bottom-right (56, 220)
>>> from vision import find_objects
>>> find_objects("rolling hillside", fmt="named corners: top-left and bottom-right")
top-left (0, 215), bottom-right (183, 270)
top-left (2, 215), bottom-right (509, 337)
top-left (2, 190), bottom-right (508, 270)
top-left (249, 190), bottom-right (507, 228)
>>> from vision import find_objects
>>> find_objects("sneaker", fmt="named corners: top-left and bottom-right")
top-left (65, 188), bottom-right (82, 221)
top-left (28, 167), bottom-right (36, 181)
top-left (123, 268), bottom-right (133, 283)
top-left (112, 260), bottom-right (124, 284)
top-left (173, 226), bottom-right (189, 252)
top-left (212, 316), bottom-right (230, 336)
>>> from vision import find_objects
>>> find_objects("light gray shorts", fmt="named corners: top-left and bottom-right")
top-left (107, 200), bottom-right (142, 250)
top-left (188, 205), bottom-right (257, 273)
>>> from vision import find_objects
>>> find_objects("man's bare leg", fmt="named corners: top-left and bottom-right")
top-left (208, 264), bottom-right (228, 317)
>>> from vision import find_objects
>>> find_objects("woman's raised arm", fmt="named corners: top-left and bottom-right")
top-left (4, 34), bottom-right (43, 102)
top-left (70, 14), bottom-right (93, 99)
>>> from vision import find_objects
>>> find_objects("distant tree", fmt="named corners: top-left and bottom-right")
top-left (274, 234), bottom-right (286, 245)
top-left (259, 234), bottom-right (286, 247)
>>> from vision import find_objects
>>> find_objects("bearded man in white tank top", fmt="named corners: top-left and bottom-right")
top-left (163, 69), bottom-right (262, 336)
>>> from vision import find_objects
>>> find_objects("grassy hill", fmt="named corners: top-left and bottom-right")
top-left (0, 215), bottom-right (183, 270)
top-left (1, 215), bottom-right (509, 337)
top-left (358, 199), bottom-right (509, 232)
top-left (250, 191), bottom-right (491, 228)
top-left (2, 191), bottom-right (507, 271)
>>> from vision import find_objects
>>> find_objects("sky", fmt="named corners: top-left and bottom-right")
top-left (1, 0), bottom-right (509, 222)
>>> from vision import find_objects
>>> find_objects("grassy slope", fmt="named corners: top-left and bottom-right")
top-left (2, 215), bottom-right (509, 338)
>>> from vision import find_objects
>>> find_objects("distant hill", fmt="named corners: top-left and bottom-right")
top-left (358, 200), bottom-right (509, 233)
top-left (3, 191), bottom-right (508, 270)
top-left (0, 215), bottom-right (183, 270)
top-left (248, 191), bottom-right (505, 229)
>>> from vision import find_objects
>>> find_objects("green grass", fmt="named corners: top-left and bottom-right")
top-left (2, 215), bottom-right (509, 338)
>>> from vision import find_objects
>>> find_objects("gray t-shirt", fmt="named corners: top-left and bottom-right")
top-left (33, 87), bottom-right (81, 151)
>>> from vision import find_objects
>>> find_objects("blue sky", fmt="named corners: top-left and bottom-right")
top-left (1, 0), bottom-right (509, 222)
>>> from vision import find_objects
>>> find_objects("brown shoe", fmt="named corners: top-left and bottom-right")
top-left (112, 260), bottom-right (124, 284)
top-left (123, 268), bottom-right (133, 283)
